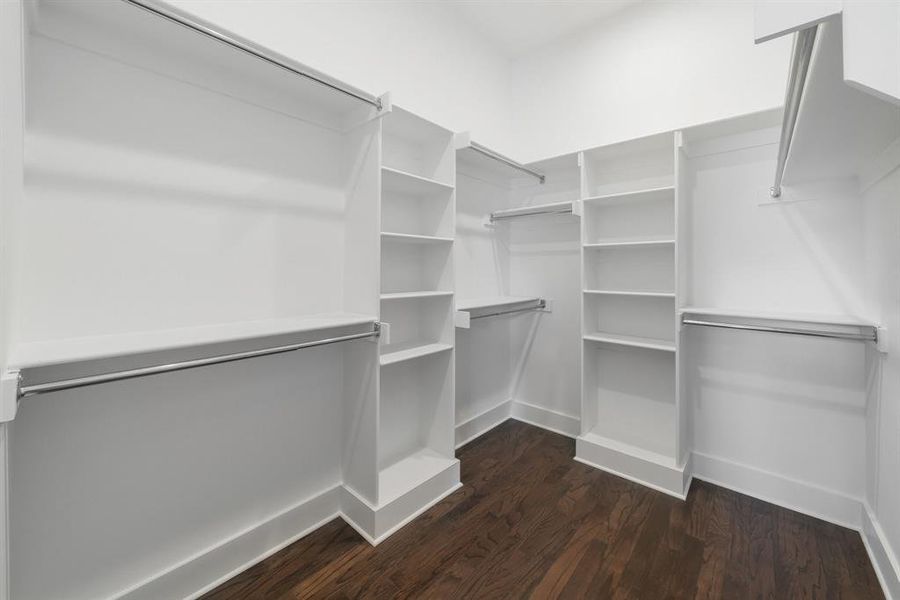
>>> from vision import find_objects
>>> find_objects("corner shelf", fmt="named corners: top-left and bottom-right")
top-left (583, 333), bottom-right (675, 353)
top-left (380, 341), bottom-right (452, 366)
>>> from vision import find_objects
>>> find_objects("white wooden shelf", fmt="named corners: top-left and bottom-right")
top-left (680, 306), bottom-right (876, 328)
top-left (380, 291), bottom-right (454, 301)
top-left (583, 333), bottom-right (675, 353)
top-left (382, 166), bottom-right (454, 196)
top-left (456, 296), bottom-right (542, 312)
top-left (782, 20), bottom-right (900, 188)
top-left (582, 186), bottom-right (675, 206)
top-left (9, 313), bottom-right (377, 369)
top-left (490, 200), bottom-right (574, 222)
top-left (378, 448), bottom-right (457, 507)
top-left (380, 341), bottom-right (452, 366)
top-left (584, 290), bottom-right (675, 299)
top-left (381, 232), bottom-right (453, 244)
top-left (584, 238), bottom-right (675, 249)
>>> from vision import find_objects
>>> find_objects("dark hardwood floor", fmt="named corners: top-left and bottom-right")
top-left (203, 420), bottom-right (883, 599)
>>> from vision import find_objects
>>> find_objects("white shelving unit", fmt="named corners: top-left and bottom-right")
top-left (577, 133), bottom-right (689, 498)
top-left (360, 106), bottom-right (460, 541)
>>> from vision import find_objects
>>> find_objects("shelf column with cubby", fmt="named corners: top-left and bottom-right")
top-left (576, 133), bottom-right (690, 498)
top-left (343, 106), bottom-right (460, 542)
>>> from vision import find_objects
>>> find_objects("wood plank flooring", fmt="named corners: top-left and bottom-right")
top-left (203, 420), bottom-right (883, 599)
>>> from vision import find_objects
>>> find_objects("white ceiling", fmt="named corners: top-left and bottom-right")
top-left (451, 0), bottom-right (642, 58)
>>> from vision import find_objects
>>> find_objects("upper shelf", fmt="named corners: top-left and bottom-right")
top-left (680, 306), bottom-right (876, 329)
top-left (782, 19), bottom-right (900, 189)
top-left (456, 296), bottom-right (542, 313)
top-left (29, 0), bottom-right (383, 132)
top-left (490, 201), bottom-right (575, 223)
top-left (10, 312), bottom-right (377, 369)
top-left (455, 133), bottom-right (545, 185)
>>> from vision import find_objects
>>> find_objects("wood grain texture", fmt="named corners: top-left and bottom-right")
top-left (203, 421), bottom-right (883, 599)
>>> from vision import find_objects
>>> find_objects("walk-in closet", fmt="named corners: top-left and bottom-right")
top-left (1, 1), bottom-right (899, 598)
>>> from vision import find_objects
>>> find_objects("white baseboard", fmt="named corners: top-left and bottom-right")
top-left (692, 451), bottom-right (863, 530)
top-left (575, 436), bottom-right (691, 499)
top-left (340, 460), bottom-right (461, 545)
top-left (116, 485), bottom-right (343, 600)
top-left (455, 399), bottom-right (512, 448)
top-left (510, 400), bottom-right (579, 438)
top-left (862, 503), bottom-right (900, 600)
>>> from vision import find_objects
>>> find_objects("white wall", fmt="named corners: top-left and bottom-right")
top-left (682, 118), bottom-right (870, 527)
top-left (510, 1), bottom-right (792, 162)
top-left (167, 0), bottom-right (515, 155)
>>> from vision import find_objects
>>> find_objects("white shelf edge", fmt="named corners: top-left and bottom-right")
top-left (583, 238), bottom-right (675, 249)
top-left (455, 296), bottom-right (542, 312)
top-left (583, 333), bottom-right (676, 353)
top-left (582, 185), bottom-right (675, 204)
top-left (381, 166), bottom-right (454, 191)
top-left (10, 312), bottom-right (378, 369)
top-left (583, 289), bottom-right (675, 299)
top-left (679, 306), bottom-right (877, 328)
top-left (490, 200), bottom-right (573, 221)
top-left (380, 232), bottom-right (454, 244)
top-left (380, 342), bottom-right (452, 366)
top-left (380, 291), bottom-right (454, 301)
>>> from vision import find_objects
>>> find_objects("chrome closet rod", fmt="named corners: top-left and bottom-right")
top-left (770, 25), bottom-right (818, 198)
top-left (17, 324), bottom-right (381, 399)
top-left (682, 318), bottom-right (875, 342)
top-left (119, 0), bottom-right (383, 110)
top-left (470, 301), bottom-right (547, 320)
top-left (490, 203), bottom-right (572, 222)
top-left (470, 142), bottom-right (545, 184)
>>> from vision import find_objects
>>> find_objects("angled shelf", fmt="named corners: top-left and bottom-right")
top-left (380, 341), bottom-right (453, 367)
top-left (781, 19), bottom-right (900, 189)
top-left (583, 333), bottom-right (676, 353)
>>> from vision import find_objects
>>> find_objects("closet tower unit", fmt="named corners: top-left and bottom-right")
top-left (355, 106), bottom-right (460, 542)
top-left (576, 134), bottom-right (690, 497)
